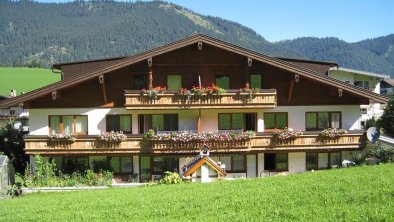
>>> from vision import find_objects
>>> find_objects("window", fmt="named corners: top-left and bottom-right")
top-left (354, 81), bottom-right (369, 90)
top-left (62, 157), bottom-right (89, 174)
top-left (264, 113), bottom-right (288, 130)
top-left (306, 153), bottom-right (317, 170)
top-left (134, 75), bottom-right (146, 90)
top-left (250, 74), bottom-right (262, 89)
top-left (138, 114), bottom-right (178, 133)
top-left (49, 115), bottom-right (88, 135)
top-left (264, 153), bottom-right (288, 171)
top-left (305, 112), bottom-right (341, 130)
top-left (152, 156), bottom-right (179, 174)
top-left (218, 113), bottom-right (256, 131)
top-left (108, 156), bottom-right (133, 173)
top-left (218, 155), bottom-right (245, 172)
top-left (167, 75), bottom-right (182, 90)
top-left (306, 152), bottom-right (341, 170)
top-left (106, 115), bottom-right (132, 133)
top-left (215, 75), bottom-right (230, 89)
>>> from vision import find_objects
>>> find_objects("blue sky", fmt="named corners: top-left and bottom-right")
top-left (35, 0), bottom-right (394, 42)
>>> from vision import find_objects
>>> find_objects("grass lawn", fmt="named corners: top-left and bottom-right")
top-left (1, 164), bottom-right (393, 221)
top-left (0, 67), bottom-right (60, 96)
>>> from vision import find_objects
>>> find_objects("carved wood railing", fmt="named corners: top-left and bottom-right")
top-left (24, 131), bottom-right (366, 155)
top-left (124, 89), bottom-right (277, 109)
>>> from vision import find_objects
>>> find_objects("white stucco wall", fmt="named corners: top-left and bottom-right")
top-left (288, 152), bottom-right (306, 173)
top-left (29, 105), bottom-right (361, 135)
top-left (246, 154), bottom-right (257, 178)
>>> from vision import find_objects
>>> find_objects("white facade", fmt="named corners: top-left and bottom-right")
top-left (29, 105), bottom-right (361, 136)
top-left (329, 68), bottom-right (389, 128)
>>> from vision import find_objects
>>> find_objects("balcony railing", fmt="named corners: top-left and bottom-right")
top-left (24, 131), bottom-right (366, 155)
top-left (124, 89), bottom-right (277, 109)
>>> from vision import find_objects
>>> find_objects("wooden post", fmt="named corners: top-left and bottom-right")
top-left (148, 67), bottom-right (153, 90)
top-left (198, 109), bottom-right (202, 133)
top-left (148, 58), bottom-right (153, 90)
top-left (99, 75), bottom-right (108, 104)
top-left (287, 79), bottom-right (295, 103)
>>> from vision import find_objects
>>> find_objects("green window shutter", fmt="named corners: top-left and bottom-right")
top-left (218, 114), bottom-right (231, 130)
top-left (215, 75), bottom-right (230, 89)
top-left (231, 113), bottom-right (244, 130)
top-left (109, 157), bottom-right (120, 173)
top-left (250, 74), bottom-right (262, 89)
top-left (152, 114), bottom-right (164, 131)
top-left (306, 113), bottom-right (317, 130)
top-left (276, 113), bottom-right (287, 129)
top-left (120, 115), bottom-right (132, 133)
top-left (167, 75), bottom-right (182, 90)
top-left (264, 113), bottom-right (275, 129)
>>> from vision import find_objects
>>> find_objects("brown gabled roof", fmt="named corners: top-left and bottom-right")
top-left (52, 56), bottom-right (125, 70)
top-left (183, 156), bottom-right (227, 177)
top-left (0, 34), bottom-right (389, 108)
top-left (276, 57), bottom-right (339, 67)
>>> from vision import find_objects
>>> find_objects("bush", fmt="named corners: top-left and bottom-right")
top-left (379, 96), bottom-right (394, 137)
top-left (22, 155), bottom-right (113, 187)
top-left (354, 143), bottom-right (394, 164)
top-left (159, 171), bottom-right (182, 185)
top-left (92, 159), bottom-right (113, 173)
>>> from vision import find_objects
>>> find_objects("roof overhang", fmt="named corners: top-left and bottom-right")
top-left (0, 34), bottom-right (390, 108)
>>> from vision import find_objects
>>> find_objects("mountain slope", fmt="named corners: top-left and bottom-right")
top-left (0, 1), bottom-right (297, 67)
top-left (0, 0), bottom-right (393, 77)
top-left (275, 37), bottom-right (394, 75)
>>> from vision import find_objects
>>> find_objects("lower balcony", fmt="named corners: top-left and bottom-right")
top-left (24, 131), bottom-right (366, 155)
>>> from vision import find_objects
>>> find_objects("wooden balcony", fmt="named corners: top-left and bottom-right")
top-left (124, 89), bottom-right (277, 109)
top-left (24, 131), bottom-right (366, 155)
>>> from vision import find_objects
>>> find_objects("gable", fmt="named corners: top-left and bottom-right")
top-left (0, 34), bottom-right (389, 108)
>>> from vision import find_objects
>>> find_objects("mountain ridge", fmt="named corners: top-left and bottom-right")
top-left (0, 0), bottom-right (393, 77)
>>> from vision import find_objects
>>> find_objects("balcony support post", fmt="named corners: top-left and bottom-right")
top-left (99, 75), bottom-right (108, 104)
top-left (198, 109), bottom-right (202, 133)
top-left (148, 58), bottom-right (153, 90)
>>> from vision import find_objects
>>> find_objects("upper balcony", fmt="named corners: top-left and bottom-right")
top-left (124, 89), bottom-right (277, 110)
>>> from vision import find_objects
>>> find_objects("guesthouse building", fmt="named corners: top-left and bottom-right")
top-left (0, 35), bottom-right (389, 182)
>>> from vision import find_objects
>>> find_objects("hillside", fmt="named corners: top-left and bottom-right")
top-left (0, 1), bottom-right (393, 77)
top-left (0, 164), bottom-right (393, 221)
top-left (0, 68), bottom-right (60, 96)
top-left (275, 37), bottom-right (394, 75)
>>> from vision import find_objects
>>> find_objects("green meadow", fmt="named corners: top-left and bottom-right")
top-left (0, 67), bottom-right (60, 96)
top-left (1, 164), bottom-right (393, 221)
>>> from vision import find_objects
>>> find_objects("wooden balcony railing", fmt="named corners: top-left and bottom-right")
top-left (124, 89), bottom-right (277, 109)
top-left (24, 131), bottom-right (366, 155)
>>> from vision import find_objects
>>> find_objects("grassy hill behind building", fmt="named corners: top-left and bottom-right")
top-left (0, 67), bottom-right (60, 96)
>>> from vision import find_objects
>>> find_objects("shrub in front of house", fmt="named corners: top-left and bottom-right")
top-left (22, 155), bottom-right (113, 188)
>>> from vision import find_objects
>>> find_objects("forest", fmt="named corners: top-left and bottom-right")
top-left (0, 0), bottom-right (393, 77)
